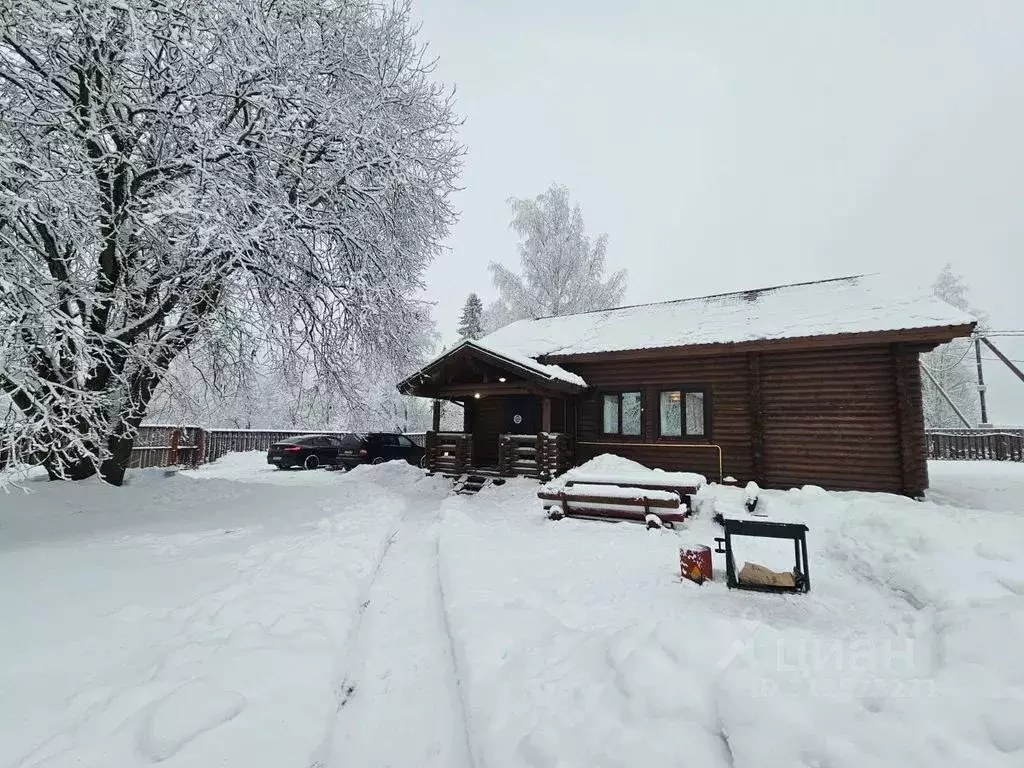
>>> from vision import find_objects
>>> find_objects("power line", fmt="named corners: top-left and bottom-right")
top-left (924, 343), bottom-right (973, 373)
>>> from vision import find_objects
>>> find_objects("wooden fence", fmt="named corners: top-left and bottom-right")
top-left (130, 424), bottom-right (205, 468)
top-left (926, 429), bottom-right (1024, 462)
top-left (2, 426), bottom-right (428, 471)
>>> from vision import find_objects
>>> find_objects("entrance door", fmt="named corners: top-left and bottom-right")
top-left (502, 395), bottom-right (540, 434)
top-left (470, 397), bottom-right (501, 467)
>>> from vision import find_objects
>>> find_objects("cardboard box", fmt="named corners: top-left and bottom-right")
top-left (738, 561), bottom-right (796, 589)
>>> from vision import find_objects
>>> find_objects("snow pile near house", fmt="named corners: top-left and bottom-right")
top-left (543, 453), bottom-right (706, 490)
top-left (438, 462), bottom-right (1024, 768)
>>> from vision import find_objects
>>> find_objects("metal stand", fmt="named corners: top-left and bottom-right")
top-left (714, 518), bottom-right (810, 594)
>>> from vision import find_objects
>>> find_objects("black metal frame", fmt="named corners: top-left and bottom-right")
top-left (714, 518), bottom-right (810, 594)
top-left (656, 385), bottom-right (711, 440)
top-left (598, 391), bottom-right (644, 438)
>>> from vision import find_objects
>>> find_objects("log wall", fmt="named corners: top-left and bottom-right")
top-left (570, 353), bottom-right (751, 482)
top-left (760, 346), bottom-right (904, 493)
top-left (565, 343), bottom-right (928, 495)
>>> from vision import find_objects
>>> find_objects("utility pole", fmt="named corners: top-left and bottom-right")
top-left (974, 335), bottom-right (989, 426)
top-left (981, 336), bottom-right (1024, 385)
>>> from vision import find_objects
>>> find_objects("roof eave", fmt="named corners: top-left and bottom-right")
top-left (397, 340), bottom-right (586, 396)
top-left (539, 323), bottom-right (977, 364)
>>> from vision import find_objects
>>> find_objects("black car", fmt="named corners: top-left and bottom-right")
top-left (267, 434), bottom-right (361, 470)
top-left (358, 433), bottom-right (425, 468)
top-left (266, 433), bottom-right (425, 470)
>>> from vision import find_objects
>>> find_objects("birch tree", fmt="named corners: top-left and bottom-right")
top-left (486, 183), bottom-right (626, 329)
top-left (0, 0), bottom-right (461, 484)
top-left (922, 265), bottom-right (986, 427)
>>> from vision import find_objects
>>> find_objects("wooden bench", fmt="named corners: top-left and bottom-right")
top-left (538, 483), bottom-right (686, 528)
top-left (557, 473), bottom-right (702, 509)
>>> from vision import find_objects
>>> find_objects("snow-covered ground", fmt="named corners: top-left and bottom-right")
top-left (2, 455), bottom-right (1023, 767)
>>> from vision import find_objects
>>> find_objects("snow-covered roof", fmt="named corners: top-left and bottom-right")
top-left (468, 338), bottom-right (587, 388)
top-left (404, 338), bottom-right (587, 390)
top-left (403, 276), bottom-right (974, 395)
top-left (476, 275), bottom-right (975, 360)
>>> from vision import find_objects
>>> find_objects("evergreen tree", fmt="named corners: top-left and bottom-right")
top-left (457, 293), bottom-right (485, 340)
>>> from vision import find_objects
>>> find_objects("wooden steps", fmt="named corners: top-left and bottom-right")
top-left (452, 472), bottom-right (507, 495)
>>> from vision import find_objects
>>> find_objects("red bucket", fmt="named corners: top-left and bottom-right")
top-left (680, 545), bottom-right (713, 584)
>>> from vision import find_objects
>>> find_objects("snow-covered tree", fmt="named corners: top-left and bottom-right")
top-left (485, 183), bottom-right (626, 330)
top-left (922, 265), bottom-right (987, 427)
top-left (457, 293), bottom-right (485, 340)
top-left (0, 0), bottom-right (461, 484)
top-left (149, 314), bottom-right (440, 431)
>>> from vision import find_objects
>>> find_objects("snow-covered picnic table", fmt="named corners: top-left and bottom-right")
top-left (543, 454), bottom-right (706, 502)
top-left (537, 481), bottom-right (686, 527)
top-left (551, 483), bottom-right (682, 502)
top-left (560, 470), bottom-right (703, 491)
top-left (538, 455), bottom-right (703, 526)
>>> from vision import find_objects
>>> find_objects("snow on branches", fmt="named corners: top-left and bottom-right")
top-left (0, 0), bottom-right (462, 483)
top-left (485, 183), bottom-right (626, 329)
top-left (923, 266), bottom-right (987, 427)
top-left (457, 293), bottom-right (484, 340)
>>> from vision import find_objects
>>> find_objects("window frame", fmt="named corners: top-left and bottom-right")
top-left (656, 386), bottom-right (712, 440)
top-left (598, 390), bottom-right (645, 439)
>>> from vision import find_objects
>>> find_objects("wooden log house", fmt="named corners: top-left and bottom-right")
top-left (398, 276), bottom-right (975, 496)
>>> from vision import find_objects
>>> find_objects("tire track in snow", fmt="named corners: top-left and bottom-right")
top-left (320, 499), bottom-right (474, 768)
top-left (433, 518), bottom-right (478, 768)
top-left (307, 525), bottom-right (400, 768)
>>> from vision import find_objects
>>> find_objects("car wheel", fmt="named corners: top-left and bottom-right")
top-left (371, 457), bottom-right (385, 465)
top-left (418, 455), bottom-right (427, 468)
top-left (304, 454), bottom-right (320, 470)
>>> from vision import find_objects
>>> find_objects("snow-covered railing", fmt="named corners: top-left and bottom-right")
top-left (498, 432), bottom-right (571, 479)
top-left (926, 429), bottom-right (1024, 462)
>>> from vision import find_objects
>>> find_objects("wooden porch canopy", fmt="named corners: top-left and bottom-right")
top-left (397, 340), bottom-right (587, 399)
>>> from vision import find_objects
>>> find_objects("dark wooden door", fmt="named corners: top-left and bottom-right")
top-left (470, 398), bottom-right (502, 467)
top-left (503, 395), bottom-right (540, 434)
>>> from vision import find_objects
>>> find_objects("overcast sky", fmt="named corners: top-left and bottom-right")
top-left (412, 0), bottom-right (1024, 424)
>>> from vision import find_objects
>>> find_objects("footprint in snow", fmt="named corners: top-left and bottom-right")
top-left (136, 679), bottom-right (246, 762)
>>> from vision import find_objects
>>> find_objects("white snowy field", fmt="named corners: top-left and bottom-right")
top-left (2, 455), bottom-right (1023, 767)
